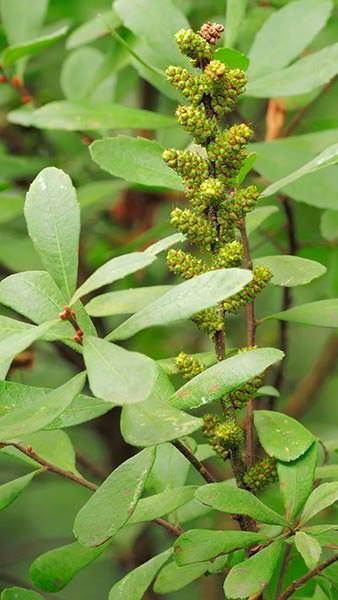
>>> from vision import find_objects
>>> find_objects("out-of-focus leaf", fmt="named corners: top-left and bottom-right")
top-left (67, 10), bottom-right (121, 49)
top-left (73, 447), bottom-right (155, 546)
top-left (225, 0), bottom-right (248, 48)
top-left (0, 471), bottom-right (39, 511)
top-left (255, 411), bottom-right (316, 462)
top-left (61, 47), bottom-right (108, 102)
top-left (253, 256), bottom-right (326, 287)
top-left (1, 589), bottom-right (43, 600)
top-left (300, 482), bottom-right (338, 524)
top-left (8, 102), bottom-right (175, 131)
top-left (316, 465), bottom-right (338, 480)
top-left (195, 483), bottom-right (286, 526)
top-left (295, 531), bottom-right (322, 569)
top-left (109, 268), bottom-right (252, 341)
top-left (0, 0), bottom-right (48, 45)
top-left (154, 560), bottom-right (209, 594)
top-left (248, 0), bottom-right (332, 79)
top-left (109, 549), bottom-right (172, 600)
top-left (1, 26), bottom-right (68, 67)
top-left (86, 286), bottom-right (172, 317)
top-left (30, 541), bottom-right (109, 592)
top-left (72, 251), bottom-right (156, 304)
top-left (214, 47), bottom-right (249, 71)
top-left (171, 348), bottom-right (283, 411)
top-left (0, 193), bottom-right (24, 223)
top-left (265, 299), bottom-right (338, 327)
top-left (0, 372), bottom-right (86, 441)
top-left (174, 529), bottom-right (265, 565)
top-left (321, 209), bottom-right (338, 241)
top-left (278, 442), bottom-right (318, 521)
top-left (130, 486), bottom-right (197, 523)
top-left (90, 136), bottom-right (183, 190)
top-left (0, 154), bottom-right (47, 179)
top-left (224, 540), bottom-right (283, 598)
top-left (246, 206), bottom-right (278, 235)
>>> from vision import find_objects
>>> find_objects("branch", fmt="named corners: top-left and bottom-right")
top-left (0, 441), bottom-right (182, 538)
top-left (173, 440), bottom-right (216, 484)
top-left (277, 553), bottom-right (338, 600)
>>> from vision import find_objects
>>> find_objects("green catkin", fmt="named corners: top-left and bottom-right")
top-left (212, 241), bottom-right (243, 269)
top-left (175, 351), bottom-right (204, 379)
top-left (223, 266), bottom-right (273, 314)
top-left (166, 66), bottom-right (210, 105)
top-left (175, 28), bottom-right (213, 65)
top-left (167, 248), bottom-right (207, 279)
top-left (176, 104), bottom-right (218, 145)
top-left (203, 414), bottom-right (244, 459)
top-left (193, 307), bottom-right (224, 335)
top-left (243, 457), bottom-right (278, 491)
top-left (227, 375), bottom-right (263, 409)
top-left (170, 207), bottom-right (217, 249)
top-left (162, 148), bottom-right (209, 189)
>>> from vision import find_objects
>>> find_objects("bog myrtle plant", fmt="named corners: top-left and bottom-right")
top-left (1, 13), bottom-right (338, 600)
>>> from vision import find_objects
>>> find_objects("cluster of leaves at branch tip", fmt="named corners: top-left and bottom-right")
top-left (164, 22), bottom-right (272, 479)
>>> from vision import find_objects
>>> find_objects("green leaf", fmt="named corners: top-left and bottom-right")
top-left (145, 232), bottom-right (185, 255)
top-left (0, 0), bottom-right (48, 45)
top-left (83, 336), bottom-right (158, 405)
top-left (153, 560), bottom-right (209, 594)
top-left (86, 286), bottom-right (172, 317)
top-left (0, 372), bottom-right (86, 441)
top-left (248, 0), bottom-right (332, 80)
top-left (236, 152), bottom-right (257, 186)
top-left (262, 144), bottom-right (338, 198)
top-left (224, 540), bottom-right (284, 598)
top-left (278, 442), bottom-right (318, 522)
top-left (300, 482), bottom-right (338, 525)
top-left (0, 381), bottom-right (111, 429)
top-left (121, 368), bottom-right (202, 447)
top-left (214, 47), bottom-right (249, 71)
top-left (30, 541), bottom-right (108, 592)
top-left (90, 136), bottom-right (183, 190)
top-left (174, 529), bottom-right (266, 566)
top-left (266, 299), bottom-right (338, 327)
top-left (321, 210), bottom-right (338, 241)
top-left (109, 549), bottom-right (172, 600)
top-left (247, 43), bottom-right (338, 98)
top-left (71, 251), bottom-right (156, 304)
top-left (196, 483), bottom-right (286, 526)
top-left (246, 206), bottom-right (278, 235)
top-left (9, 102), bottom-right (175, 131)
top-left (1, 26), bottom-right (68, 67)
top-left (109, 268), bottom-right (253, 341)
top-left (295, 532), bottom-right (322, 569)
top-left (60, 47), bottom-right (108, 102)
top-left (0, 471), bottom-right (38, 511)
top-left (67, 10), bottom-right (121, 49)
top-left (171, 347), bottom-right (283, 411)
top-left (73, 447), bottom-right (155, 547)
top-left (25, 167), bottom-right (80, 300)
top-left (0, 193), bottom-right (24, 223)
top-left (254, 411), bottom-right (316, 462)
top-left (225, 0), bottom-right (248, 48)
top-left (253, 256), bottom-right (326, 287)
top-left (130, 486), bottom-right (197, 524)
top-left (316, 465), bottom-right (338, 480)
top-left (0, 154), bottom-right (47, 179)
top-left (0, 589), bottom-right (43, 600)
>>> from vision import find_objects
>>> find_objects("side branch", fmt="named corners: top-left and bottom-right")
top-left (277, 553), bottom-right (338, 600)
top-left (173, 440), bottom-right (216, 484)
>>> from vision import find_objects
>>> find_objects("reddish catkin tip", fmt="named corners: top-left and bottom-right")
top-left (0, 74), bottom-right (7, 83)
top-left (22, 94), bottom-right (33, 104)
top-left (11, 75), bottom-right (22, 89)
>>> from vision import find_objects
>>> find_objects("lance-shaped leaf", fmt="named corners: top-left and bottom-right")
top-left (145, 233), bottom-right (185, 256)
top-left (90, 136), bottom-right (183, 190)
top-left (72, 251), bottom-right (156, 304)
top-left (83, 336), bottom-right (158, 405)
top-left (225, 0), bottom-right (248, 48)
top-left (253, 256), bottom-right (326, 287)
top-left (224, 540), bottom-right (284, 598)
top-left (130, 486), bottom-right (197, 524)
top-left (0, 471), bottom-right (39, 511)
top-left (1, 26), bottom-right (68, 67)
top-left (86, 285), bottom-right (172, 317)
top-left (0, 371), bottom-right (86, 441)
top-left (25, 168), bottom-right (80, 300)
top-left (278, 442), bottom-right (318, 522)
top-left (265, 299), bottom-right (338, 328)
top-left (0, 380), bottom-right (111, 430)
top-left (109, 549), bottom-right (172, 600)
top-left (254, 411), bottom-right (315, 462)
top-left (171, 348), bottom-right (283, 411)
top-left (0, 589), bottom-right (43, 600)
top-left (246, 206), bottom-right (278, 235)
top-left (300, 482), bottom-right (338, 525)
top-left (73, 447), bottom-right (155, 547)
top-left (295, 532), bottom-right (322, 570)
top-left (0, 0), bottom-right (48, 45)
top-left (9, 102), bottom-right (175, 131)
top-left (262, 143), bottom-right (338, 198)
top-left (121, 368), bottom-right (202, 446)
top-left (154, 560), bottom-right (209, 594)
top-left (174, 529), bottom-right (266, 566)
top-left (67, 10), bottom-right (121, 49)
top-left (195, 483), bottom-right (286, 526)
top-left (109, 268), bottom-right (253, 341)
top-left (30, 541), bottom-right (109, 592)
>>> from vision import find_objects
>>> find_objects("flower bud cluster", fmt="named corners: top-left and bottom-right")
top-left (167, 248), bottom-right (207, 279)
top-left (212, 241), bottom-right (243, 269)
top-left (203, 414), bottom-right (244, 459)
top-left (243, 457), bottom-right (278, 491)
top-left (166, 66), bottom-right (210, 105)
top-left (170, 207), bottom-right (217, 249)
top-left (204, 61), bottom-right (247, 117)
top-left (175, 28), bottom-right (213, 66)
top-left (208, 124), bottom-right (253, 184)
top-left (193, 307), bottom-right (224, 335)
top-left (229, 185), bottom-right (260, 220)
top-left (198, 22), bottom-right (224, 45)
top-left (176, 104), bottom-right (218, 145)
top-left (175, 351), bottom-right (204, 379)
top-left (227, 375), bottom-right (262, 409)
top-left (223, 266), bottom-right (272, 314)
top-left (162, 148), bottom-right (209, 189)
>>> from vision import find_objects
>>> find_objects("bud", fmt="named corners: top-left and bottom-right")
top-left (166, 66), bottom-right (210, 105)
top-left (175, 351), bottom-right (204, 379)
top-left (203, 414), bottom-right (244, 458)
top-left (228, 185), bottom-right (260, 220)
top-left (199, 177), bottom-right (225, 204)
top-left (223, 266), bottom-right (273, 314)
top-left (243, 457), bottom-right (278, 491)
top-left (227, 375), bottom-right (262, 409)
top-left (167, 248), bottom-right (207, 279)
top-left (175, 28), bottom-right (213, 66)
top-left (199, 22), bottom-right (224, 45)
top-left (193, 307), bottom-right (224, 335)
top-left (176, 104), bottom-right (218, 145)
top-left (170, 207), bottom-right (217, 249)
top-left (162, 148), bottom-right (209, 189)
top-left (212, 241), bottom-right (243, 269)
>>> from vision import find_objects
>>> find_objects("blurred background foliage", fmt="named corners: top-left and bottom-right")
top-left (0, 0), bottom-right (338, 598)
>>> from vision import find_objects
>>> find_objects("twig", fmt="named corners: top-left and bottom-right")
top-left (277, 553), bottom-right (338, 600)
top-left (173, 440), bottom-right (216, 484)
top-left (59, 305), bottom-right (84, 345)
top-left (0, 441), bottom-right (182, 538)
top-left (76, 449), bottom-right (110, 480)
top-left (0, 69), bottom-right (34, 105)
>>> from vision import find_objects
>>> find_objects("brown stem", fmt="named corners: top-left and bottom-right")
top-left (0, 68), bottom-right (34, 105)
top-left (0, 441), bottom-right (182, 538)
top-left (277, 553), bottom-right (338, 600)
top-left (59, 305), bottom-right (84, 345)
top-left (173, 440), bottom-right (216, 484)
